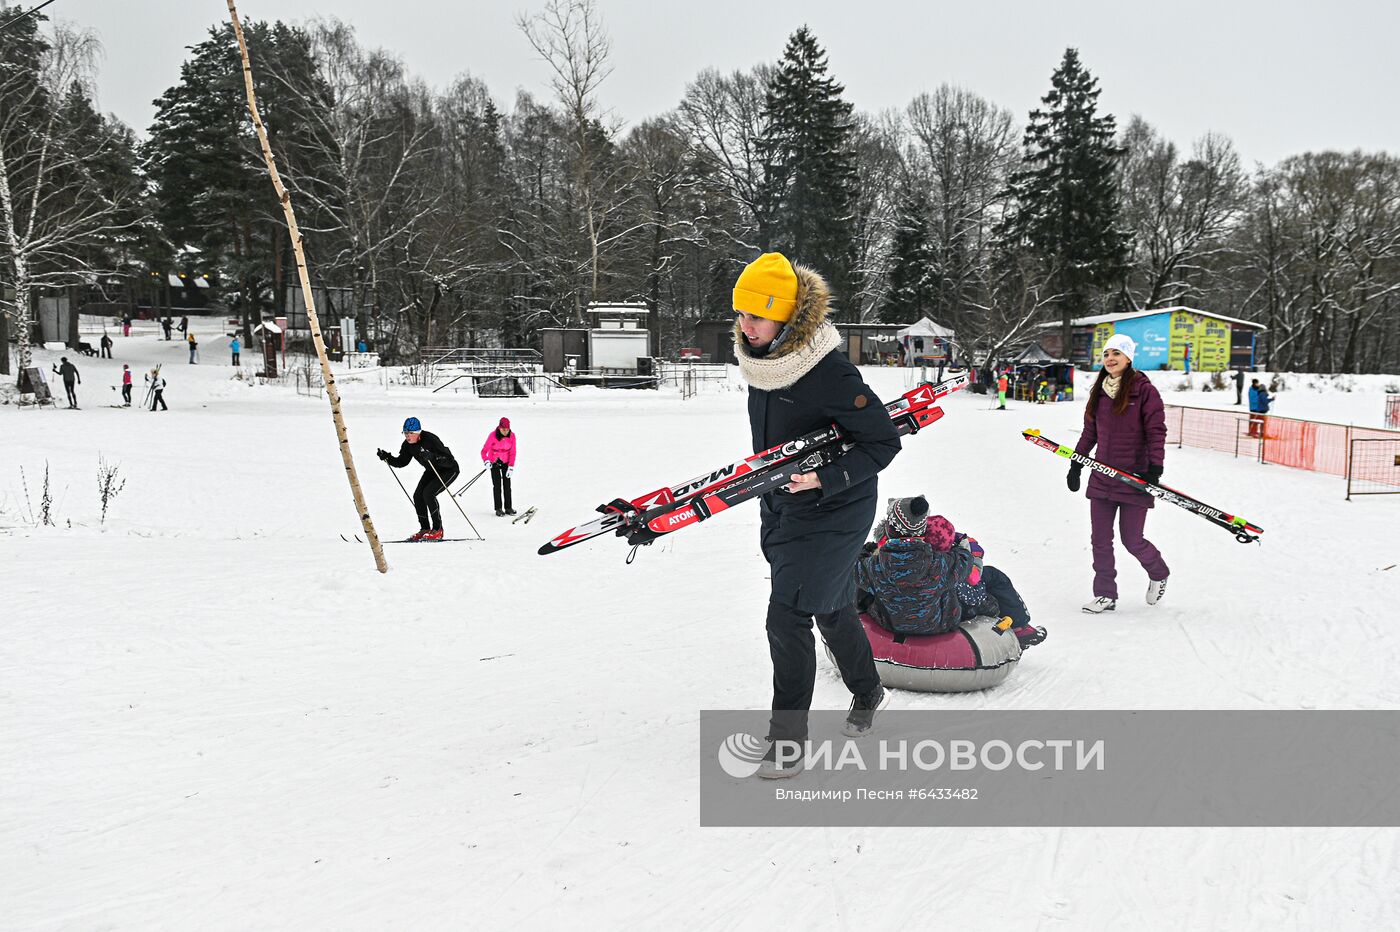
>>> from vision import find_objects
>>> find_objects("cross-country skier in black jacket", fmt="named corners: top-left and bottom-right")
top-left (377, 417), bottom-right (459, 541)
top-left (53, 357), bottom-right (81, 408)
top-left (732, 252), bottom-right (902, 778)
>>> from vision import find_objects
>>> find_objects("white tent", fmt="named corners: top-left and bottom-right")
top-left (897, 317), bottom-right (956, 366)
top-left (897, 317), bottom-right (955, 340)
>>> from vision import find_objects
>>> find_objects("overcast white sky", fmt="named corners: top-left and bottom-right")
top-left (36, 0), bottom-right (1400, 167)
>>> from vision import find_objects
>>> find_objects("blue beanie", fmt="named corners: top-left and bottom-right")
top-left (403, 417), bottom-right (421, 433)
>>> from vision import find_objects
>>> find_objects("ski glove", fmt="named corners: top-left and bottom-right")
top-left (376, 448), bottom-right (391, 462)
top-left (483, 460), bottom-right (492, 468)
top-left (1144, 464), bottom-right (1164, 486)
top-left (1066, 462), bottom-right (1082, 492)
top-left (506, 467), bottom-right (514, 479)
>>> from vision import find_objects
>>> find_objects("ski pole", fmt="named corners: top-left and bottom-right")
top-left (452, 467), bottom-right (489, 498)
top-left (428, 460), bottom-right (484, 541)
top-left (384, 460), bottom-right (417, 510)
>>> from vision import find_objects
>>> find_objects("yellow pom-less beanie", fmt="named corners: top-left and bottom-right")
top-left (733, 252), bottom-right (798, 323)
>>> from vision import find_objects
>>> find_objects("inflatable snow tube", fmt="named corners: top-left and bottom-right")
top-left (828, 613), bottom-right (1022, 693)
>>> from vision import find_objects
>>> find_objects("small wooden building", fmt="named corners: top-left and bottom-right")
top-left (1066, 307), bottom-right (1267, 371)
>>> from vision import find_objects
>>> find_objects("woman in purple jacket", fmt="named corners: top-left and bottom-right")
top-left (1069, 334), bottom-right (1170, 613)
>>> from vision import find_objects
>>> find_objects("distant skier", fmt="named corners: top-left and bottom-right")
top-left (187, 332), bottom-right (198, 364)
top-left (122, 313), bottom-right (131, 337)
top-left (997, 371), bottom-right (1008, 409)
top-left (120, 365), bottom-right (132, 406)
top-left (178, 316), bottom-right (188, 337)
top-left (1068, 334), bottom-right (1169, 614)
top-left (100, 333), bottom-right (113, 358)
top-left (53, 357), bottom-right (80, 408)
top-left (162, 316), bottom-right (173, 340)
top-left (480, 417), bottom-right (517, 516)
top-left (230, 335), bottom-right (241, 366)
top-left (1232, 368), bottom-right (1246, 405)
top-left (146, 370), bottom-right (167, 411)
top-left (378, 417), bottom-right (459, 541)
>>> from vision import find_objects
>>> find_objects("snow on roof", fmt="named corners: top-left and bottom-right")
top-left (1071, 307), bottom-right (1267, 329)
top-left (1012, 341), bottom-right (1068, 364)
top-left (897, 317), bottom-right (955, 339)
top-left (254, 320), bottom-right (283, 334)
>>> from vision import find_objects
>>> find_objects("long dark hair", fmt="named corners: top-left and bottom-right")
top-left (1083, 364), bottom-right (1137, 422)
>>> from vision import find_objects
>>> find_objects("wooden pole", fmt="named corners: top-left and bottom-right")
top-left (226, 0), bottom-right (388, 573)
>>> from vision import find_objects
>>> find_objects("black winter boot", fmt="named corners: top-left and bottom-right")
top-left (842, 685), bottom-right (890, 737)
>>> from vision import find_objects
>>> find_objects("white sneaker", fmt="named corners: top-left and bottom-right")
top-left (1147, 578), bottom-right (1168, 605)
top-left (1081, 597), bottom-right (1117, 614)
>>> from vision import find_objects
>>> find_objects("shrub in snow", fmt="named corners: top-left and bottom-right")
top-left (97, 455), bottom-right (126, 525)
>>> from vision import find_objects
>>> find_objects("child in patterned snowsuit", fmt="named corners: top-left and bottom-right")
top-left (857, 496), bottom-right (1046, 648)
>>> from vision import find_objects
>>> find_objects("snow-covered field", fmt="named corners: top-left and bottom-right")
top-left (4, 321), bottom-right (1399, 929)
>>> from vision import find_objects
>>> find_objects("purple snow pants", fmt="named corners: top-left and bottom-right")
top-left (1089, 498), bottom-right (1169, 600)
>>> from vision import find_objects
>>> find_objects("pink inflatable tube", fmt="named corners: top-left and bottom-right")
top-left (828, 612), bottom-right (1022, 693)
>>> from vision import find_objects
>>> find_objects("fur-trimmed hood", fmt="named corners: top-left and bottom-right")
top-left (733, 264), bottom-right (842, 390)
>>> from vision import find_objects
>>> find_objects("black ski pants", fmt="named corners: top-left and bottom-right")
top-left (981, 564), bottom-right (1030, 628)
top-left (63, 380), bottom-right (77, 407)
top-left (766, 599), bottom-right (880, 743)
top-left (490, 460), bottom-right (513, 512)
top-left (414, 464), bottom-right (458, 531)
top-left (121, 384), bottom-right (132, 404)
top-left (151, 390), bottom-right (166, 411)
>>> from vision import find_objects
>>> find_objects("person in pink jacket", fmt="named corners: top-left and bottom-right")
top-left (481, 417), bottom-right (517, 516)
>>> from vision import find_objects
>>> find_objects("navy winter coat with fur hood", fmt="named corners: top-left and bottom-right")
top-left (737, 265), bottom-right (901, 614)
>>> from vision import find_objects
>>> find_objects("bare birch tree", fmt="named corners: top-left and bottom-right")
top-left (0, 19), bottom-right (135, 380)
top-left (518, 0), bottom-right (614, 310)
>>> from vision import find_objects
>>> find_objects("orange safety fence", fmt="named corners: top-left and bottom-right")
top-left (1164, 404), bottom-right (1400, 480)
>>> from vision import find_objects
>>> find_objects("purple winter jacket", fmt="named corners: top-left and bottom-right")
top-left (1074, 371), bottom-right (1167, 506)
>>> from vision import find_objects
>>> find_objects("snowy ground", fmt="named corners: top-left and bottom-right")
top-left (4, 321), bottom-right (1399, 929)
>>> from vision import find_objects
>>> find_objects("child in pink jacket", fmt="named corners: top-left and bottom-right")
top-left (481, 417), bottom-right (517, 515)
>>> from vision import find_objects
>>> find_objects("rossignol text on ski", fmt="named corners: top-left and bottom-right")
top-left (1022, 429), bottom-right (1264, 544)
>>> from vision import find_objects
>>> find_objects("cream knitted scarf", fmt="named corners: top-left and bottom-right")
top-left (735, 322), bottom-right (842, 391)
top-left (1101, 373), bottom-right (1124, 399)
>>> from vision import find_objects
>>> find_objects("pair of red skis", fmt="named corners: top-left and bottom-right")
top-left (538, 375), bottom-right (968, 556)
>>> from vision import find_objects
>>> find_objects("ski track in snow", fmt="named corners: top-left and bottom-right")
top-left (3, 321), bottom-right (1400, 928)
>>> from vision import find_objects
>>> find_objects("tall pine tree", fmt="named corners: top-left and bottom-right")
top-left (143, 22), bottom-right (329, 340)
top-left (756, 26), bottom-right (859, 314)
top-left (1002, 48), bottom-right (1128, 351)
top-left (882, 188), bottom-right (937, 323)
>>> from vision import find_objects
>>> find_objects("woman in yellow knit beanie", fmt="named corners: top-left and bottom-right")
top-left (731, 251), bottom-right (903, 778)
